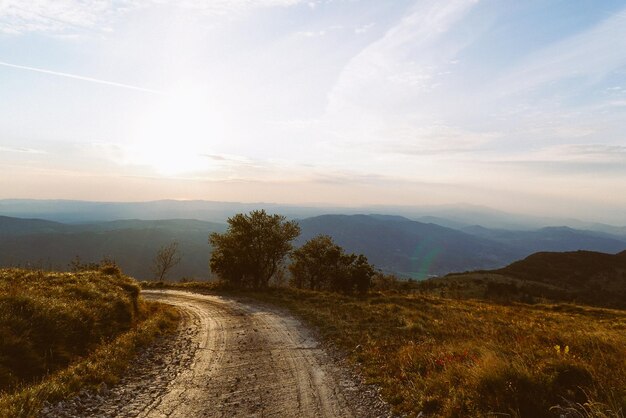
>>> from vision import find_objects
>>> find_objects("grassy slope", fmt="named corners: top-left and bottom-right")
top-left (0, 269), bottom-right (179, 417)
top-left (144, 282), bottom-right (626, 418)
top-left (430, 250), bottom-right (626, 309)
top-left (256, 290), bottom-right (626, 417)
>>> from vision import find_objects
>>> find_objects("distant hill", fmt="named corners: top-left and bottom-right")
top-left (297, 215), bottom-right (520, 277)
top-left (3, 199), bottom-right (626, 233)
top-left (428, 250), bottom-right (626, 309)
top-left (460, 225), bottom-right (626, 254)
top-left (0, 216), bottom-right (69, 236)
top-left (1, 214), bottom-right (625, 281)
top-left (0, 217), bottom-right (225, 280)
top-left (0, 199), bottom-right (339, 224)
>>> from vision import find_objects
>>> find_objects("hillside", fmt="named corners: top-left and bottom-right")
top-left (0, 216), bottom-right (69, 236)
top-left (0, 218), bottom-right (225, 280)
top-left (430, 250), bottom-right (626, 309)
top-left (0, 267), bottom-right (179, 416)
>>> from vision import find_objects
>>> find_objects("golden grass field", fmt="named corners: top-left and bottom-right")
top-left (258, 289), bottom-right (626, 417)
top-left (144, 281), bottom-right (626, 418)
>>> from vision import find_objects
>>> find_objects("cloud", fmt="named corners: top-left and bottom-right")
top-left (374, 124), bottom-right (499, 155)
top-left (329, 0), bottom-right (479, 108)
top-left (354, 22), bottom-right (375, 35)
top-left (532, 144), bottom-right (626, 163)
top-left (0, 0), bottom-right (304, 34)
top-left (322, 0), bottom-right (487, 156)
top-left (0, 0), bottom-right (119, 34)
top-left (486, 144), bottom-right (626, 175)
top-left (169, 0), bottom-right (303, 16)
top-left (493, 9), bottom-right (626, 97)
top-left (0, 145), bottom-right (46, 154)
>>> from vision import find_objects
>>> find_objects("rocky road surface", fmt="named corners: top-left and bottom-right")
top-left (42, 290), bottom-right (391, 418)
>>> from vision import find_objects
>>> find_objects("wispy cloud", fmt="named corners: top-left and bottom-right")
top-left (329, 0), bottom-right (480, 111)
top-left (0, 0), bottom-right (305, 34)
top-left (484, 144), bottom-right (626, 175)
top-left (0, 60), bottom-right (163, 94)
top-left (525, 144), bottom-right (626, 163)
top-left (171, 0), bottom-right (304, 16)
top-left (0, 0), bottom-right (119, 34)
top-left (374, 124), bottom-right (499, 155)
top-left (494, 9), bottom-right (626, 97)
top-left (0, 146), bottom-right (46, 154)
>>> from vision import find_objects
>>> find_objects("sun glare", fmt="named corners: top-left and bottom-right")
top-left (127, 87), bottom-right (224, 176)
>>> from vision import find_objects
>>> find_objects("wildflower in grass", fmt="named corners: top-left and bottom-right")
top-left (553, 344), bottom-right (570, 356)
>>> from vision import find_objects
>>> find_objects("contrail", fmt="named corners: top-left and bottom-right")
top-left (0, 60), bottom-right (163, 95)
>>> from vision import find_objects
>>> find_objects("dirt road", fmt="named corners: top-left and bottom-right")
top-left (43, 290), bottom-right (390, 417)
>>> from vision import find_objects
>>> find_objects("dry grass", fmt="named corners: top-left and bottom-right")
top-left (0, 269), bottom-right (179, 418)
top-left (260, 290), bottom-right (626, 418)
top-left (149, 281), bottom-right (626, 418)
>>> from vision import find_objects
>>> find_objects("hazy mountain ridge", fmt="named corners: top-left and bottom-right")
top-left (2, 199), bottom-right (625, 234)
top-left (0, 217), bottom-right (226, 279)
top-left (297, 215), bottom-right (520, 277)
top-left (1, 213), bottom-right (625, 280)
top-left (460, 225), bottom-right (626, 254)
top-left (0, 215), bottom-right (70, 236)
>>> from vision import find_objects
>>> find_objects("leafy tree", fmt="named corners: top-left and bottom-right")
top-left (209, 210), bottom-right (300, 289)
top-left (152, 241), bottom-right (182, 281)
top-left (289, 235), bottom-right (343, 290)
top-left (348, 253), bottom-right (375, 294)
top-left (290, 235), bottom-right (375, 294)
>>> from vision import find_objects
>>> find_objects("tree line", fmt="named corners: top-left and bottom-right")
top-left (209, 210), bottom-right (376, 293)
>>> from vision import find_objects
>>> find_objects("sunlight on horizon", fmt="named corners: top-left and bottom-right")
top-left (1, 0), bottom-right (626, 222)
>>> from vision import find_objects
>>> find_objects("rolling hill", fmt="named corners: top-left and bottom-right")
top-left (1, 214), bottom-right (625, 280)
top-left (297, 215), bottom-right (520, 277)
top-left (429, 250), bottom-right (626, 309)
top-left (0, 217), bottom-right (225, 280)
top-left (460, 225), bottom-right (626, 254)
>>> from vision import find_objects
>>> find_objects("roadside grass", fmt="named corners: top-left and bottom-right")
top-left (144, 281), bottom-right (626, 418)
top-left (0, 269), bottom-right (179, 418)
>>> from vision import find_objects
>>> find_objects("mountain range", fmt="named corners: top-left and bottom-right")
top-left (1, 211), bottom-right (625, 280)
top-left (2, 199), bottom-right (626, 235)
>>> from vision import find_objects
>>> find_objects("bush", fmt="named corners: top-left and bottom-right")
top-left (290, 235), bottom-right (375, 294)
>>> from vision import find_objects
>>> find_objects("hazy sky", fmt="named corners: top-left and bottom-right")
top-left (1, 0), bottom-right (626, 223)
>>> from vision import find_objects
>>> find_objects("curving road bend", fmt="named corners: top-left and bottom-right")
top-left (42, 289), bottom-right (390, 417)
top-left (138, 289), bottom-right (357, 418)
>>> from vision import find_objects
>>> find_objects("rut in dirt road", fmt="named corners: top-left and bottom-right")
top-left (42, 290), bottom-right (391, 418)
top-left (142, 289), bottom-right (357, 418)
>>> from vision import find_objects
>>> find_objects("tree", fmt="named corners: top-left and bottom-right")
top-left (209, 210), bottom-right (300, 289)
top-left (152, 241), bottom-right (182, 281)
top-left (289, 235), bottom-right (343, 291)
top-left (348, 253), bottom-right (375, 294)
top-left (290, 235), bottom-right (375, 294)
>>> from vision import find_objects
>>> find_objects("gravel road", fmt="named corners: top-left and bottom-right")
top-left (42, 289), bottom-right (391, 418)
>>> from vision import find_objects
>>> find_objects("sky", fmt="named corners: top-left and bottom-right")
top-left (1, 0), bottom-right (626, 223)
